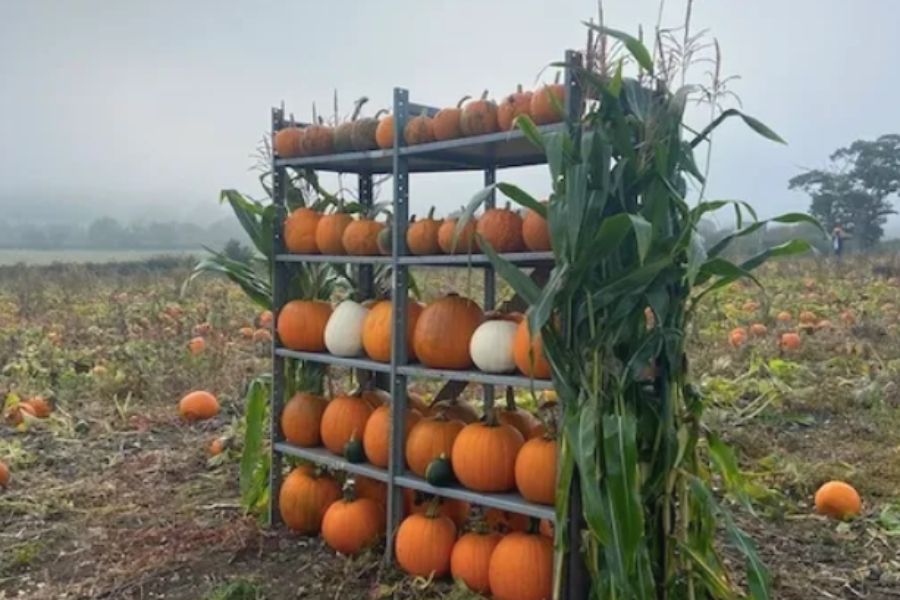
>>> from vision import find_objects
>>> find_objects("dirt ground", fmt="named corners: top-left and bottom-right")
top-left (1, 258), bottom-right (899, 599)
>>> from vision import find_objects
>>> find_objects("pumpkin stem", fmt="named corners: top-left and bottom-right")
top-left (480, 89), bottom-right (489, 101)
top-left (312, 102), bottom-right (318, 124)
top-left (424, 495), bottom-right (443, 519)
top-left (504, 386), bottom-right (517, 411)
top-left (426, 206), bottom-right (436, 220)
top-left (341, 477), bottom-right (357, 502)
top-left (516, 83), bottom-right (524, 94)
top-left (468, 506), bottom-right (492, 535)
top-left (527, 517), bottom-right (541, 535)
top-left (351, 97), bottom-right (368, 121)
top-left (553, 71), bottom-right (562, 84)
top-left (373, 108), bottom-right (389, 120)
top-left (456, 95), bottom-right (472, 109)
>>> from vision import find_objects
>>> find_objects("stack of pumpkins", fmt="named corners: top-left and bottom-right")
top-left (273, 81), bottom-right (565, 158)
top-left (277, 293), bottom-right (553, 379)
top-left (284, 199), bottom-right (552, 257)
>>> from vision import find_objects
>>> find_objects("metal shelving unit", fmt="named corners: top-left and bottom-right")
top-left (268, 49), bottom-right (583, 593)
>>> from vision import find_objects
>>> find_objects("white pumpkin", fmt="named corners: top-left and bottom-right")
top-left (324, 300), bottom-right (369, 356)
top-left (469, 319), bottom-right (518, 373)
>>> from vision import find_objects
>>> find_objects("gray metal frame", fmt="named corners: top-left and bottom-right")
top-left (268, 49), bottom-right (585, 596)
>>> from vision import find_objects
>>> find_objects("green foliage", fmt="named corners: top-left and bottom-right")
top-left (204, 579), bottom-right (265, 600)
top-left (240, 376), bottom-right (271, 520)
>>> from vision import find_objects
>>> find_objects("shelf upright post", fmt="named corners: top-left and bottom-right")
top-left (482, 167), bottom-right (496, 413)
top-left (268, 106), bottom-right (289, 527)
top-left (357, 173), bottom-right (384, 389)
top-left (560, 48), bottom-right (589, 600)
top-left (386, 87), bottom-right (411, 562)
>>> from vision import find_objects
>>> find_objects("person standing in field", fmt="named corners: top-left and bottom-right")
top-left (832, 224), bottom-right (846, 258)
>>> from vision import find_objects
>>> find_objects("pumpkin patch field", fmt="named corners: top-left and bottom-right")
top-left (1, 256), bottom-right (900, 599)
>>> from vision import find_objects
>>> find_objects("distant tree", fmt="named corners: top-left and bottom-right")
top-left (87, 217), bottom-right (128, 248)
top-left (790, 134), bottom-right (900, 249)
top-left (223, 238), bottom-right (254, 262)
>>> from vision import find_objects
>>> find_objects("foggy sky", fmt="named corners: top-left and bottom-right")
top-left (2, 1), bottom-right (898, 231)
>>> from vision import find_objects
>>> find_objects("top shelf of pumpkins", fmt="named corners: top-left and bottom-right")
top-left (272, 81), bottom-right (565, 159)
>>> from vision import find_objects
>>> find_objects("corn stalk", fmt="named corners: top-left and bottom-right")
top-left (460, 25), bottom-right (821, 600)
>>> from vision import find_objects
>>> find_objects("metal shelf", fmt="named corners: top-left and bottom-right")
top-left (275, 251), bottom-right (554, 267)
top-left (274, 348), bottom-right (391, 373)
top-left (272, 443), bottom-right (554, 521)
top-left (274, 443), bottom-right (389, 482)
top-left (398, 364), bottom-right (553, 390)
top-left (274, 123), bottom-right (564, 174)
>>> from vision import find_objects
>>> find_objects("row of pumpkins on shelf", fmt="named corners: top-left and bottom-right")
top-left (281, 469), bottom-right (553, 600)
top-left (273, 81), bottom-right (565, 158)
top-left (278, 294), bottom-right (553, 379)
top-left (284, 200), bottom-right (551, 256)
top-left (281, 386), bottom-right (557, 503)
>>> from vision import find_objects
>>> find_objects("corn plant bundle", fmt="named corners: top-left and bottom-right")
top-left (460, 27), bottom-right (820, 600)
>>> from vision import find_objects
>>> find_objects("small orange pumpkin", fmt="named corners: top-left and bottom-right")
top-left (451, 528), bottom-right (502, 594)
top-left (476, 203), bottom-right (525, 253)
top-left (406, 207), bottom-right (442, 255)
top-left (281, 392), bottom-right (327, 447)
top-left (279, 466), bottom-right (341, 534)
top-left (315, 212), bottom-right (353, 255)
top-left (513, 319), bottom-right (552, 379)
top-left (276, 300), bottom-right (332, 351)
top-left (362, 299), bottom-right (424, 362)
top-left (488, 529), bottom-right (554, 600)
top-left (515, 435), bottom-right (557, 505)
top-left (405, 415), bottom-right (465, 477)
top-left (23, 396), bottom-right (52, 418)
top-left (728, 327), bottom-right (748, 348)
top-left (321, 484), bottom-right (384, 555)
top-left (451, 411), bottom-right (524, 492)
top-left (208, 437), bottom-right (226, 456)
top-left (413, 294), bottom-right (484, 369)
top-left (342, 218), bottom-right (385, 256)
top-left (799, 310), bottom-right (817, 324)
top-left (437, 211), bottom-right (477, 254)
top-left (0, 460), bottom-right (10, 489)
top-left (273, 125), bottom-right (304, 158)
top-left (497, 391), bottom-right (540, 439)
top-left (498, 84), bottom-right (533, 131)
top-left (432, 95), bottom-right (470, 141)
top-left (814, 480), bottom-right (862, 520)
top-left (460, 90), bottom-right (499, 136)
top-left (179, 391), bottom-right (219, 421)
top-left (530, 78), bottom-right (565, 125)
top-left (780, 332), bottom-right (801, 350)
top-left (404, 109), bottom-right (435, 145)
top-left (522, 202), bottom-right (551, 251)
top-left (395, 506), bottom-right (457, 578)
top-left (188, 336), bottom-right (206, 355)
top-left (320, 391), bottom-right (374, 456)
top-left (375, 114), bottom-right (395, 149)
top-left (750, 323), bottom-right (768, 336)
top-left (776, 311), bottom-right (792, 323)
top-left (363, 404), bottom-right (422, 468)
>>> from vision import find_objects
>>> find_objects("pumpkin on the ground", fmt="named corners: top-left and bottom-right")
top-left (451, 411), bottom-right (524, 492)
top-left (179, 391), bottom-right (219, 421)
top-left (320, 391), bottom-right (374, 456)
top-left (278, 465), bottom-right (340, 534)
top-left (522, 202), bottom-right (551, 251)
top-left (315, 212), bottom-right (353, 255)
top-left (333, 97), bottom-right (368, 153)
top-left (24, 396), bottom-right (52, 418)
top-left (488, 528), bottom-right (553, 600)
top-left (395, 506), bottom-right (457, 578)
top-left (363, 405), bottom-right (422, 468)
top-left (451, 528), bottom-right (502, 594)
top-left (460, 90), bottom-right (499, 136)
top-left (284, 208), bottom-right (321, 254)
top-left (406, 415), bottom-right (465, 477)
top-left (498, 84), bottom-right (533, 131)
top-left (477, 203), bottom-right (525, 253)
top-left (815, 481), bottom-right (861, 520)
top-left (432, 96), bottom-right (470, 141)
top-left (512, 319), bottom-right (552, 379)
top-left (406, 207), bottom-right (442, 255)
top-left (413, 294), bottom-right (483, 369)
top-left (351, 109), bottom-right (388, 151)
top-left (321, 482), bottom-right (384, 555)
top-left (0, 460), bottom-right (9, 488)
top-left (437, 210), bottom-right (477, 254)
top-left (277, 300), bottom-right (332, 351)
top-left (324, 300), bottom-right (369, 357)
top-left (530, 78), bottom-right (565, 125)
top-left (281, 392), bottom-right (327, 447)
top-left (362, 299), bottom-right (424, 362)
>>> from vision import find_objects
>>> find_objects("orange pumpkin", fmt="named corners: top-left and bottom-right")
top-left (488, 530), bottom-right (553, 600)
top-left (428, 397), bottom-right (479, 424)
top-left (498, 406), bottom-right (540, 439)
top-left (498, 84), bottom-right (533, 131)
top-left (395, 509), bottom-right (457, 578)
top-left (406, 207), bottom-right (442, 255)
top-left (281, 392), bottom-right (327, 447)
top-left (188, 336), bottom-right (206, 355)
top-left (405, 415), bottom-right (465, 477)
top-left (780, 332), bottom-right (801, 350)
top-left (513, 320), bottom-right (551, 379)
top-left (284, 208), bottom-right (322, 254)
top-left (362, 299), bottom-right (424, 362)
top-left (404, 110), bottom-right (435, 145)
top-left (485, 508), bottom-right (530, 533)
top-left (432, 95), bottom-right (470, 141)
top-left (179, 391), bottom-right (219, 421)
top-left (460, 90), bottom-right (499, 136)
top-left (776, 311), bottom-right (792, 323)
top-left (814, 480), bottom-right (862, 520)
top-left (407, 493), bottom-right (470, 529)
top-left (437, 212), bottom-right (477, 254)
top-left (273, 126), bottom-right (304, 158)
top-left (477, 204), bottom-right (525, 253)
top-left (360, 386), bottom-right (391, 409)
top-left (300, 115), bottom-right (335, 156)
top-left (451, 529), bottom-right (502, 594)
top-left (351, 109), bottom-right (388, 151)
top-left (355, 476), bottom-right (387, 510)
top-left (799, 310), bottom-right (817, 324)
top-left (413, 294), bottom-right (484, 369)
top-left (279, 466), bottom-right (341, 534)
top-left (375, 114), bottom-right (394, 149)
top-left (515, 435), bottom-right (557, 505)
top-left (319, 392), bottom-right (374, 456)
top-left (363, 405), bottom-right (422, 468)
top-left (23, 396), bottom-right (52, 418)
top-left (321, 491), bottom-right (384, 555)
top-left (208, 437), bottom-right (226, 456)
top-left (451, 413), bottom-right (524, 492)
top-left (258, 310), bottom-right (274, 328)
top-left (728, 327), bottom-right (748, 348)
top-left (0, 460), bottom-right (9, 489)
top-left (342, 218), bottom-right (385, 255)
top-left (277, 300), bottom-right (332, 351)
top-left (750, 323), bottom-right (768, 337)
top-left (522, 203), bottom-right (551, 251)
top-left (315, 212), bottom-right (353, 255)
top-left (530, 81), bottom-right (565, 125)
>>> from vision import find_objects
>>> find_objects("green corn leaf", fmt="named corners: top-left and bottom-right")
top-left (568, 397), bottom-right (610, 547)
top-left (240, 376), bottom-right (270, 514)
top-left (513, 113), bottom-right (543, 149)
top-left (497, 182), bottom-right (546, 216)
top-left (695, 257), bottom-right (762, 289)
top-left (740, 239), bottom-right (816, 272)
top-left (478, 234), bottom-right (541, 305)
top-left (544, 130), bottom-right (568, 184)
top-left (527, 264), bottom-right (568, 337)
top-left (586, 24), bottom-right (654, 73)
top-left (566, 163), bottom-right (588, 251)
top-left (608, 60), bottom-right (624, 97)
top-left (183, 253), bottom-right (271, 309)
top-left (690, 108), bottom-right (786, 148)
top-left (679, 543), bottom-right (739, 600)
top-left (628, 214), bottom-right (653, 264)
top-left (707, 212), bottom-right (824, 258)
top-left (723, 510), bottom-right (771, 600)
top-left (708, 432), bottom-right (753, 510)
top-left (455, 185), bottom-right (495, 247)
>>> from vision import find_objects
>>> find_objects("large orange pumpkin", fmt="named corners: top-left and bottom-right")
top-left (281, 392), bottom-right (327, 447)
top-left (522, 203), bottom-right (551, 252)
top-left (351, 109), bottom-right (387, 151)
top-left (513, 319), bottom-right (552, 379)
top-left (406, 207), bottom-right (442, 255)
top-left (460, 90), bottom-right (499, 136)
top-left (530, 81), bottom-right (565, 125)
top-left (413, 294), bottom-right (483, 369)
top-left (277, 300), bottom-right (332, 352)
top-left (405, 415), bottom-right (465, 477)
top-left (437, 212), bottom-right (477, 254)
top-left (451, 529), bottom-right (502, 594)
top-left (321, 492), bottom-right (384, 555)
top-left (451, 414), bottom-right (524, 492)
top-left (363, 404), bottom-right (422, 468)
top-left (315, 212), bottom-right (353, 255)
top-left (488, 530), bottom-right (553, 600)
top-left (432, 95), bottom-right (470, 141)
top-left (284, 208), bottom-right (321, 253)
top-left (497, 84), bottom-right (533, 131)
top-left (179, 391), bottom-right (219, 421)
top-left (395, 509), bottom-right (457, 578)
top-left (515, 435), bottom-right (557, 505)
top-left (319, 392), bottom-right (374, 456)
top-left (362, 299), bottom-right (424, 362)
top-left (342, 219), bottom-right (385, 255)
top-left (477, 204), bottom-right (525, 253)
top-left (300, 115), bottom-right (335, 156)
top-left (278, 466), bottom-right (340, 534)
top-left (375, 114), bottom-right (394, 149)
top-left (406, 493), bottom-right (470, 529)
top-left (273, 126), bottom-right (304, 158)
top-left (404, 110), bottom-right (435, 145)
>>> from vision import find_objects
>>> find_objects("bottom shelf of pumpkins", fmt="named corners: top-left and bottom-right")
top-left (280, 468), bottom-right (555, 600)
